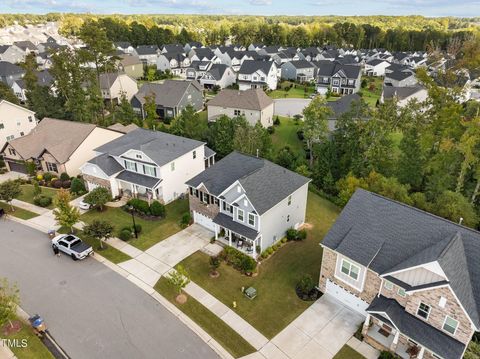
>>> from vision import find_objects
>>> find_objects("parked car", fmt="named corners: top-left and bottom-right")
top-left (51, 234), bottom-right (93, 260)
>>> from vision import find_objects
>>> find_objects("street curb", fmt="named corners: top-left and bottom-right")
top-left (4, 218), bottom-right (233, 359)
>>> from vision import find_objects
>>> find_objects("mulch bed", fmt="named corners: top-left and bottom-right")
top-left (2, 320), bottom-right (22, 335)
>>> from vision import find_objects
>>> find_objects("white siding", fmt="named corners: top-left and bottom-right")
top-left (0, 101), bottom-right (36, 151)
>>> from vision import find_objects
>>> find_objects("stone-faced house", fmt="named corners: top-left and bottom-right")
top-left (319, 189), bottom-right (480, 359)
top-left (131, 80), bottom-right (203, 120)
top-left (186, 151), bottom-right (310, 258)
top-left (207, 89), bottom-right (274, 128)
top-left (1, 118), bottom-right (123, 176)
top-left (80, 128), bottom-right (215, 204)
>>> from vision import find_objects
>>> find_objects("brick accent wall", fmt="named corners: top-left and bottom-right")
top-left (380, 281), bottom-right (408, 307)
top-left (404, 286), bottom-right (474, 345)
top-left (319, 247), bottom-right (382, 303)
top-left (188, 185), bottom-right (219, 219)
top-left (82, 174), bottom-right (112, 192)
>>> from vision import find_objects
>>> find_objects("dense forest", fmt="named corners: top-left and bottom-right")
top-left (1, 13), bottom-right (479, 51)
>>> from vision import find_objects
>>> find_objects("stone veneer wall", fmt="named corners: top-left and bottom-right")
top-left (379, 281), bottom-right (409, 307)
top-left (82, 174), bottom-right (112, 192)
top-left (188, 185), bottom-right (220, 219)
top-left (319, 247), bottom-right (382, 303)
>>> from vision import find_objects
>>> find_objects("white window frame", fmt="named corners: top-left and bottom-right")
top-left (397, 288), bottom-right (406, 297)
top-left (237, 208), bottom-right (244, 222)
top-left (46, 162), bottom-right (58, 173)
top-left (287, 195), bottom-right (292, 206)
top-left (340, 259), bottom-right (360, 281)
top-left (248, 213), bottom-right (255, 226)
top-left (144, 165), bottom-right (156, 177)
top-left (442, 316), bottom-right (458, 335)
top-left (125, 160), bottom-right (136, 172)
top-left (417, 302), bottom-right (431, 320)
top-left (384, 280), bottom-right (393, 291)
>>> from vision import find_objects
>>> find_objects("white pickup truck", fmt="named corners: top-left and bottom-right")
top-left (52, 234), bottom-right (93, 260)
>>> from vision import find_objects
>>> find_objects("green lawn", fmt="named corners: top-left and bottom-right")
top-left (333, 345), bottom-right (366, 359)
top-left (17, 185), bottom-right (59, 209)
top-left (58, 227), bottom-right (132, 264)
top-left (361, 77), bottom-right (384, 108)
top-left (271, 117), bottom-right (305, 156)
top-left (81, 198), bottom-right (189, 251)
top-left (179, 191), bottom-right (340, 338)
top-left (269, 81), bottom-right (315, 99)
top-left (0, 202), bottom-right (39, 220)
top-left (155, 277), bottom-right (256, 358)
top-left (5, 317), bottom-right (54, 359)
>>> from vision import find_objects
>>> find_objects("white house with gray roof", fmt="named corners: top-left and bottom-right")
top-left (80, 128), bottom-right (215, 204)
top-left (237, 60), bottom-right (278, 91)
top-left (186, 151), bottom-right (310, 258)
top-left (319, 189), bottom-right (480, 359)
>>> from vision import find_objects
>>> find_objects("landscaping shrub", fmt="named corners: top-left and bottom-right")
top-left (281, 237), bottom-right (287, 244)
top-left (52, 179), bottom-right (63, 189)
top-left (267, 126), bottom-right (275, 134)
top-left (62, 180), bottom-right (71, 189)
top-left (59, 172), bottom-right (70, 181)
top-left (286, 228), bottom-right (307, 241)
top-left (221, 247), bottom-right (257, 273)
top-left (150, 200), bottom-right (165, 217)
top-left (36, 174), bottom-right (43, 181)
top-left (378, 351), bottom-right (395, 359)
top-left (296, 129), bottom-right (304, 141)
top-left (361, 79), bottom-right (368, 88)
top-left (25, 161), bottom-right (36, 176)
top-left (127, 198), bottom-right (150, 215)
top-left (295, 274), bottom-right (319, 301)
top-left (70, 178), bottom-right (86, 194)
top-left (43, 172), bottom-right (54, 182)
top-left (119, 229), bottom-right (132, 241)
top-left (33, 195), bottom-right (52, 207)
top-left (273, 116), bottom-right (280, 126)
top-left (297, 229), bottom-right (307, 240)
top-left (180, 212), bottom-right (191, 228)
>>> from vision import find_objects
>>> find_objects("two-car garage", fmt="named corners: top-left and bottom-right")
top-left (193, 211), bottom-right (216, 232)
top-left (325, 279), bottom-right (369, 316)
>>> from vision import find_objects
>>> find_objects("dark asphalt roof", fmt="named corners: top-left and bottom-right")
top-left (238, 60), bottom-right (274, 75)
top-left (87, 154), bottom-right (123, 176)
top-left (133, 80), bottom-right (202, 107)
top-left (385, 71), bottom-right (414, 81)
top-left (95, 128), bottom-right (205, 167)
top-left (367, 296), bottom-right (466, 359)
top-left (191, 48), bottom-right (215, 59)
top-left (204, 146), bottom-right (216, 158)
top-left (384, 275), bottom-right (449, 293)
top-left (366, 59), bottom-right (389, 66)
top-left (323, 189), bottom-right (480, 328)
top-left (115, 170), bottom-right (161, 188)
top-left (288, 60), bottom-right (315, 69)
top-left (382, 86), bottom-right (424, 101)
top-left (326, 94), bottom-right (362, 119)
top-left (0, 61), bottom-right (25, 77)
top-left (186, 151), bottom-right (310, 215)
top-left (136, 45), bottom-right (159, 55)
top-left (213, 212), bottom-right (259, 239)
top-left (206, 64), bottom-right (229, 80)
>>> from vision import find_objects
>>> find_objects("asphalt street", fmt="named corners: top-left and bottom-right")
top-left (0, 220), bottom-right (219, 359)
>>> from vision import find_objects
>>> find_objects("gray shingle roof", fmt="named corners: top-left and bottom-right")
top-left (133, 80), bottom-right (202, 107)
top-left (207, 89), bottom-right (273, 111)
top-left (206, 64), bottom-right (229, 80)
top-left (238, 60), bottom-right (274, 75)
top-left (136, 45), bottom-right (159, 55)
top-left (95, 128), bottom-right (205, 167)
top-left (213, 212), bottom-right (259, 239)
top-left (367, 296), bottom-right (465, 359)
top-left (326, 94), bottom-right (362, 119)
top-left (382, 86), bottom-right (424, 101)
top-left (186, 151), bottom-right (310, 215)
top-left (0, 61), bottom-right (25, 77)
top-left (289, 60), bottom-right (315, 69)
top-left (385, 71), bottom-right (414, 81)
top-left (115, 170), bottom-right (161, 188)
top-left (87, 154), bottom-right (123, 176)
top-left (323, 189), bottom-right (480, 328)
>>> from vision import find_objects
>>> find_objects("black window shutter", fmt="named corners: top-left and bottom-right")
top-left (230, 206), bottom-right (233, 214)
top-left (134, 162), bottom-right (138, 172)
top-left (195, 189), bottom-right (199, 198)
top-left (189, 187), bottom-right (193, 195)
top-left (206, 194), bottom-right (210, 204)
top-left (223, 201), bottom-right (226, 211)
top-left (154, 167), bottom-right (157, 177)
top-left (200, 192), bottom-right (203, 202)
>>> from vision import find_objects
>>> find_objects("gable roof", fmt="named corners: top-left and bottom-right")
top-left (135, 45), bottom-right (159, 55)
top-left (0, 61), bottom-right (25, 77)
top-left (87, 153), bottom-right (123, 176)
top-left (95, 128), bottom-right (204, 167)
top-left (186, 151), bottom-right (310, 215)
top-left (5, 118), bottom-right (96, 163)
top-left (133, 80), bottom-right (202, 107)
top-left (288, 60), bottom-right (315, 69)
top-left (118, 54), bottom-right (142, 67)
top-left (207, 89), bottom-right (273, 111)
top-left (323, 189), bottom-right (480, 328)
top-left (382, 85), bottom-right (425, 101)
top-left (366, 59), bottom-right (389, 66)
top-left (385, 70), bottom-right (414, 81)
top-left (238, 60), bottom-right (274, 75)
top-left (205, 64), bottom-right (229, 80)
top-left (326, 94), bottom-right (362, 119)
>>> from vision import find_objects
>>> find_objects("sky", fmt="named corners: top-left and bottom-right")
top-left (1, 0), bottom-right (479, 17)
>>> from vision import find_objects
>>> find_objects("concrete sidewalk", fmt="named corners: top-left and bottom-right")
top-left (9, 199), bottom-right (50, 215)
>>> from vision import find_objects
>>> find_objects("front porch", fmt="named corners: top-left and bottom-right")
top-left (116, 170), bottom-right (164, 203)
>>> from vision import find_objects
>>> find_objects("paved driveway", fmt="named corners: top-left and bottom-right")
top-left (263, 294), bottom-right (365, 359)
top-left (274, 98), bottom-right (311, 117)
top-left (0, 171), bottom-right (27, 183)
top-left (0, 220), bottom-right (219, 359)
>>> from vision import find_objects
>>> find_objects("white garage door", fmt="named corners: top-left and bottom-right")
top-left (325, 279), bottom-right (368, 315)
top-left (193, 212), bottom-right (216, 232)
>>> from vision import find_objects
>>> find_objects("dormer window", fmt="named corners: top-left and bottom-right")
top-left (136, 154), bottom-right (142, 159)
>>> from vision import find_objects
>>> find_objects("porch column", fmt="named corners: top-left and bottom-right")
top-left (418, 346), bottom-right (425, 359)
top-left (390, 330), bottom-right (400, 351)
top-left (214, 225), bottom-right (218, 240)
top-left (362, 314), bottom-right (371, 336)
top-left (228, 230), bottom-right (232, 247)
top-left (253, 239), bottom-right (257, 257)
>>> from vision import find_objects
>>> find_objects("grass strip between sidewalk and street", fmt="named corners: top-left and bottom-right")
top-left (0, 202), bottom-right (39, 220)
top-left (155, 277), bottom-right (256, 358)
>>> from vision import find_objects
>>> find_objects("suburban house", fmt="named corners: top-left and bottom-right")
top-left (384, 71), bottom-right (417, 87)
top-left (364, 59), bottom-right (391, 77)
top-left (198, 64), bottom-right (236, 89)
top-left (0, 100), bottom-right (36, 152)
top-left (186, 61), bottom-right (212, 81)
top-left (281, 60), bottom-right (316, 82)
top-left (1, 118), bottom-right (123, 176)
top-left (186, 151), bottom-right (310, 257)
top-left (0, 45), bottom-right (25, 64)
top-left (237, 60), bottom-right (278, 91)
top-left (115, 42), bottom-right (136, 54)
top-left (325, 94), bottom-right (364, 131)
top-left (315, 62), bottom-right (362, 95)
top-left (131, 80), bottom-right (203, 120)
top-left (156, 52), bottom-right (191, 77)
top-left (381, 85), bottom-right (428, 108)
top-left (135, 45), bottom-right (160, 65)
top-left (99, 73), bottom-right (138, 102)
top-left (206, 89), bottom-right (274, 128)
top-left (80, 128), bottom-right (215, 204)
top-left (319, 189), bottom-right (480, 359)
top-left (0, 61), bottom-right (25, 85)
top-left (11, 70), bottom-right (55, 103)
top-left (117, 54), bottom-right (144, 79)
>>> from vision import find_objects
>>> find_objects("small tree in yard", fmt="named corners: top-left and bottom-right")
top-left (32, 179), bottom-right (42, 197)
top-left (84, 187), bottom-right (111, 211)
top-left (53, 189), bottom-right (80, 233)
top-left (0, 277), bottom-right (20, 332)
top-left (167, 265), bottom-right (190, 303)
top-left (0, 180), bottom-right (22, 211)
top-left (209, 256), bottom-right (221, 277)
top-left (70, 178), bottom-right (86, 195)
top-left (83, 220), bottom-right (114, 250)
